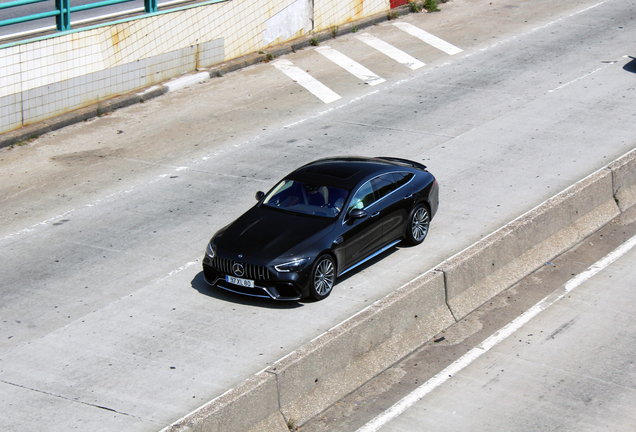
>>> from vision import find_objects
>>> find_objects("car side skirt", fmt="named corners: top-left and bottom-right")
top-left (338, 239), bottom-right (402, 277)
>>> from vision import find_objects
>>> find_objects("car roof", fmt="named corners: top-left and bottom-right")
top-left (287, 157), bottom-right (426, 190)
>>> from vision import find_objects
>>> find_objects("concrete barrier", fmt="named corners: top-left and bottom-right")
top-left (271, 270), bottom-right (453, 426)
top-left (609, 148), bottom-right (636, 212)
top-left (437, 167), bottom-right (621, 320)
top-left (164, 371), bottom-right (285, 432)
top-left (162, 147), bottom-right (636, 432)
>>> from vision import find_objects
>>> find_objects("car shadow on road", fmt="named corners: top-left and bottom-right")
top-left (624, 57), bottom-right (636, 74)
top-left (191, 271), bottom-right (304, 309)
top-left (191, 243), bottom-right (406, 307)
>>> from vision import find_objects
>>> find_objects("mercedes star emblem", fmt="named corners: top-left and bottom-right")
top-left (232, 263), bottom-right (245, 277)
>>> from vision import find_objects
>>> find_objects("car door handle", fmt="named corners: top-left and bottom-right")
top-left (403, 194), bottom-right (413, 200)
top-left (371, 211), bottom-right (380, 218)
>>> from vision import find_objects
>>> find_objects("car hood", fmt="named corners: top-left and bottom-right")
top-left (216, 206), bottom-right (335, 259)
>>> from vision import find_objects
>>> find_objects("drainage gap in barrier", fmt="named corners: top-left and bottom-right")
top-left (438, 269), bottom-right (458, 322)
top-left (613, 186), bottom-right (621, 209)
top-left (266, 368), bottom-right (287, 427)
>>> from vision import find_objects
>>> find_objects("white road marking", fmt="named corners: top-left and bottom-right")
top-left (547, 65), bottom-right (610, 93)
top-left (272, 59), bottom-right (341, 103)
top-left (315, 46), bottom-right (386, 86)
top-left (163, 260), bottom-right (199, 279)
top-left (355, 33), bottom-right (425, 70)
top-left (283, 90), bottom-right (380, 129)
top-left (356, 232), bottom-right (636, 432)
top-left (472, 1), bottom-right (606, 56)
top-left (392, 22), bottom-right (463, 55)
top-left (1, 209), bottom-right (76, 241)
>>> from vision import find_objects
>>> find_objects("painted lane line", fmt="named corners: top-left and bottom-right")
top-left (1, 209), bottom-right (76, 242)
top-left (272, 59), bottom-right (341, 104)
top-left (283, 90), bottom-right (380, 129)
top-left (355, 33), bottom-right (425, 70)
top-left (315, 46), bottom-right (386, 86)
top-left (392, 22), bottom-right (463, 55)
top-left (547, 65), bottom-right (607, 93)
top-left (164, 260), bottom-right (199, 279)
top-left (357, 232), bottom-right (636, 432)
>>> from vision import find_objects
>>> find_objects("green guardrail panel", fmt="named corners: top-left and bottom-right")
top-left (0, 0), bottom-right (229, 48)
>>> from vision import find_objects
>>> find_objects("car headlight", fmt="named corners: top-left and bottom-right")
top-left (205, 242), bottom-right (216, 259)
top-left (275, 257), bottom-right (310, 272)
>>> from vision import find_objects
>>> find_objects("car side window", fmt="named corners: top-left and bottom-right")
top-left (392, 172), bottom-right (414, 188)
top-left (347, 181), bottom-right (376, 214)
top-left (372, 174), bottom-right (398, 198)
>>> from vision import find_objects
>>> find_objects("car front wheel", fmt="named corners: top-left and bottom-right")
top-left (406, 204), bottom-right (430, 246)
top-left (310, 254), bottom-right (336, 300)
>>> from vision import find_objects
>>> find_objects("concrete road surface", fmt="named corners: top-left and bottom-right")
top-left (1, 0), bottom-right (636, 430)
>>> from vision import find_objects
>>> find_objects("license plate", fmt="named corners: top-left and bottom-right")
top-left (226, 275), bottom-right (255, 288)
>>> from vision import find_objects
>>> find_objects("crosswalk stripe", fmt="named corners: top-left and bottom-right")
top-left (315, 46), bottom-right (386, 86)
top-left (355, 33), bottom-right (425, 70)
top-left (392, 22), bottom-right (463, 55)
top-left (272, 59), bottom-right (342, 104)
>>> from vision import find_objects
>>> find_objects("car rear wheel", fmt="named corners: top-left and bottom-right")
top-left (310, 254), bottom-right (336, 300)
top-left (406, 204), bottom-right (430, 245)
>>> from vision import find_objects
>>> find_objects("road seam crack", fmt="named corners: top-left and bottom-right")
top-left (0, 379), bottom-right (147, 419)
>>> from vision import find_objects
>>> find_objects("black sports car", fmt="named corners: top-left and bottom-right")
top-left (202, 157), bottom-right (439, 301)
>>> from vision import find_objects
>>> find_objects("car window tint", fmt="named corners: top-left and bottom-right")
top-left (372, 174), bottom-right (397, 198)
top-left (348, 181), bottom-right (376, 214)
top-left (326, 187), bottom-right (348, 214)
top-left (263, 179), bottom-right (348, 217)
top-left (263, 179), bottom-right (295, 206)
top-left (392, 172), bottom-right (414, 189)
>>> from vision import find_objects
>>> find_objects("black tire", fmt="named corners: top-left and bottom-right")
top-left (310, 254), bottom-right (336, 300)
top-left (406, 204), bottom-right (430, 246)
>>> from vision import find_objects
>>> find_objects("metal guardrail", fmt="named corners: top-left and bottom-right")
top-left (0, 0), bottom-right (227, 49)
top-left (0, 0), bottom-right (157, 31)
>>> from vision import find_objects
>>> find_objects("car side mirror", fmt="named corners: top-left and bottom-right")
top-left (349, 208), bottom-right (367, 219)
top-left (255, 191), bottom-right (265, 201)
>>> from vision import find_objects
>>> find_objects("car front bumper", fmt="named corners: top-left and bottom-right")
top-left (202, 254), bottom-right (309, 300)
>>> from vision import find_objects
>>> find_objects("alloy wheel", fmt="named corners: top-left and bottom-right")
top-left (314, 257), bottom-right (335, 296)
top-left (411, 206), bottom-right (430, 242)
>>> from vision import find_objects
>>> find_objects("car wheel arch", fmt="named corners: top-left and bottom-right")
top-left (319, 250), bottom-right (339, 274)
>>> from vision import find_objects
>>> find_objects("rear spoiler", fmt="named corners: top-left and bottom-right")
top-left (376, 157), bottom-right (427, 171)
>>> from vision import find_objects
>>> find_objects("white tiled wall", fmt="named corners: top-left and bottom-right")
top-left (314, 0), bottom-right (390, 31)
top-left (0, 0), bottom-right (390, 135)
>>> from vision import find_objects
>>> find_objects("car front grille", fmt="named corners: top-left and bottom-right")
top-left (211, 256), bottom-right (272, 280)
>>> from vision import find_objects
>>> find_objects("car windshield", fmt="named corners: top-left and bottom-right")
top-left (262, 179), bottom-right (349, 218)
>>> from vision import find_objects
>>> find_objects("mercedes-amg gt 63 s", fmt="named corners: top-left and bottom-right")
top-left (202, 157), bottom-right (439, 301)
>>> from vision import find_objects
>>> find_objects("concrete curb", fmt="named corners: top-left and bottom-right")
top-left (0, 87), bottom-right (169, 149)
top-left (161, 147), bottom-right (636, 432)
top-left (0, 7), bottom-right (410, 150)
